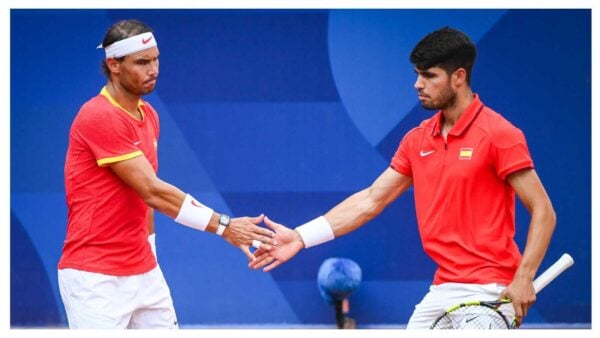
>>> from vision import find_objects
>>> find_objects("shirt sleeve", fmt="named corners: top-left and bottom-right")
top-left (76, 107), bottom-right (143, 166)
top-left (493, 126), bottom-right (534, 180)
top-left (390, 133), bottom-right (413, 177)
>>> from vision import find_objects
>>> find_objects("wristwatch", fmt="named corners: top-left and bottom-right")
top-left (216, 213), bottom-right (230, 236)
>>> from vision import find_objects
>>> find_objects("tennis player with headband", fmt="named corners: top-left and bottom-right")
top-left (250, 27), bottom-right (557, 329)
top-left (58, 19), bottom-right (274, 329)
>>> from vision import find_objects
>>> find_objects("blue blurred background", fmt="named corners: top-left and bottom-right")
top-left (10, 9), bottom-right (591, 327)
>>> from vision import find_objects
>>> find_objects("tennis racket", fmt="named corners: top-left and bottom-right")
top-left (430, 253), bottom-right (574, 329)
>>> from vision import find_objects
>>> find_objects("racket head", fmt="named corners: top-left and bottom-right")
top-left (430, 300), bottom-right (513, 329)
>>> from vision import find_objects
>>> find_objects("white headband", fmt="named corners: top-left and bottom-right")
top-left (97, 32), bottom-right (157, 59)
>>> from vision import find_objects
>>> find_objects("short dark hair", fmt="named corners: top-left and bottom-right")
top-left (100, 19), bottom-right (153, 77)
top-left (409, 27), bottom-right (476, 84)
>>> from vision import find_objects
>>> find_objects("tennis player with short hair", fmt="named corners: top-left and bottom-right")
top-left (58, 19), bottom-right (274, 329)
top-left (250, 27), bottom-right (556, 329)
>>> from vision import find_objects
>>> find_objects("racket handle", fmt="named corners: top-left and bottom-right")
top-left (532, 253), bottom-right (574, 294)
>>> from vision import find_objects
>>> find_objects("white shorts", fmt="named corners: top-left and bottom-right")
top-left (406, 282), bottom-right (516, 329)
top-left (58, 265), bottom-right (178, 329)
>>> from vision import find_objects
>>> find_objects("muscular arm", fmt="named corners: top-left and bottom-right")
top-left (324, 167), bottom-right (413, 237)
top-left (250, 167), bottom-right (413, 271)
top-left (509, 168), bottom-right (556, 283)
top-left (109, 155), bottom-right (274, 259)
top-left (501, 168), bottom-right (556, 324)
top-left (110, 155), bottom-right (222, 231)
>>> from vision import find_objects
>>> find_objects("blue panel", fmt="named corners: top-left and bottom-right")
top-left (353, 280), bottom-right (431, 324)
top-left (10, 10), bottom-right (110, 193)
top-left (107, 9), bottom-right (339, 102)
top-left (10, 193), bottom-right (70, 325)
top-left (329, 9), bottom-right (507, 146)
top-left (142, 93), bottom-right (221, 192)
top-left (11, 211), bottom-right (61, 326)
top-left (166, 102), bottom-right (387, 192)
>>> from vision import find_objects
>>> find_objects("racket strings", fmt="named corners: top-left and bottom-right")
top-left (431, 305), bottom-right (510, 329)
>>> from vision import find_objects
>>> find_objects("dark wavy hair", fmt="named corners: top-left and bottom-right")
top-left (409, 27), bottom-right (476, 85)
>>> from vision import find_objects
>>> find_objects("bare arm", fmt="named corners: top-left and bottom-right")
top-left (250, 167), bottom-right (413, 271)
top-left (500, 168), bottom-right (556, 325)
top-left (325, 167), bottom-right (413, 237)
top-left (110, 155), bottom-right (274, 259)
top-left (110, 156), bottom-right (187, 219)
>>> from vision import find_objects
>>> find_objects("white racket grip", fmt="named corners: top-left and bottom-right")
top-left (532, 253), bottom-right (574, 294)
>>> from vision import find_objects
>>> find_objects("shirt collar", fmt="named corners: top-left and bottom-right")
top-left (431, 94), bottom-right (484, 137)
top-left (100, 86), bottom-right (145, 115)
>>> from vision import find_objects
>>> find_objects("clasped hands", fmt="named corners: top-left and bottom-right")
top-left (223, 214), bottom-right (303, 271)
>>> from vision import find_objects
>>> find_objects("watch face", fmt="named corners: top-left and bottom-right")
top-left (219, 214), bottom-right (230, 226)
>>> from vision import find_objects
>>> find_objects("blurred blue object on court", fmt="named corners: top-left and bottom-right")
top-left (318, 257), bottom-right (362, 303)
top-left (318, 258), bottom-right (362, 328)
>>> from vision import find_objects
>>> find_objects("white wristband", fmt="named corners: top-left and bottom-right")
top-left (174, 194), bottom-right (214, 231)
top-left (295, 216), bottom-right (334, 248)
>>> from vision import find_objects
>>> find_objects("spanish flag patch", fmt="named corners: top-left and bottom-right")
top-left (459, 148), bottom-right (473, 160)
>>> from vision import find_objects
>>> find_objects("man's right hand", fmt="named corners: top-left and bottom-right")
top-left (248, 216), bottom-right (304, 272)
top-left (222, 214), bottom-right (275, 261)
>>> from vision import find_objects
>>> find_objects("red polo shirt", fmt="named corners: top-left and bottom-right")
top-left (391, 95), bottom-right (533, 285)
top-left (59, 87), bottom-right (159, 276)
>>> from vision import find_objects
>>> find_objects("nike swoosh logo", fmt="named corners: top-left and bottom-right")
top-left (133, 141), bottom-right (142, 145)
top-left (420, 150), bottom-right (435, 157)
top-left (142, 36), bottom-right (153, 44)
top-left (191, 200), bottom-right (204, 208)
top-left (465, 315), bottom-right (480, 323)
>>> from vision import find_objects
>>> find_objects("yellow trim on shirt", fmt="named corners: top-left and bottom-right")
top-left (100, 86), bottom-right (145, 120)
top-left (97, 150), bottom-right (143, 166)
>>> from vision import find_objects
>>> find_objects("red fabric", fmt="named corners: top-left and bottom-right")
top-left (59, 88), bottom-right (159, 276)
top-left (391, 95), bottom-right (533, 285)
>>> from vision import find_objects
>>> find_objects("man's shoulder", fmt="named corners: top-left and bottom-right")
top-left (475, 106), bottom-right (526, 146)
top-left (477, 107), bottom-right (519, 130)
top-left (78, 94), bottom-right (113, 116)
top-left (73, 94), bottom-right (120, 129)
top-left (404, 113), bottom-right (438, 139)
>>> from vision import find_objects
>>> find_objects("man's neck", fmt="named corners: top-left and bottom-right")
top-left (106, 81), bottom-right (141, 117)
top-left (440, 89), bottom-right (473, 138)
top-left (441, 90), bottom-right (473, 126)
